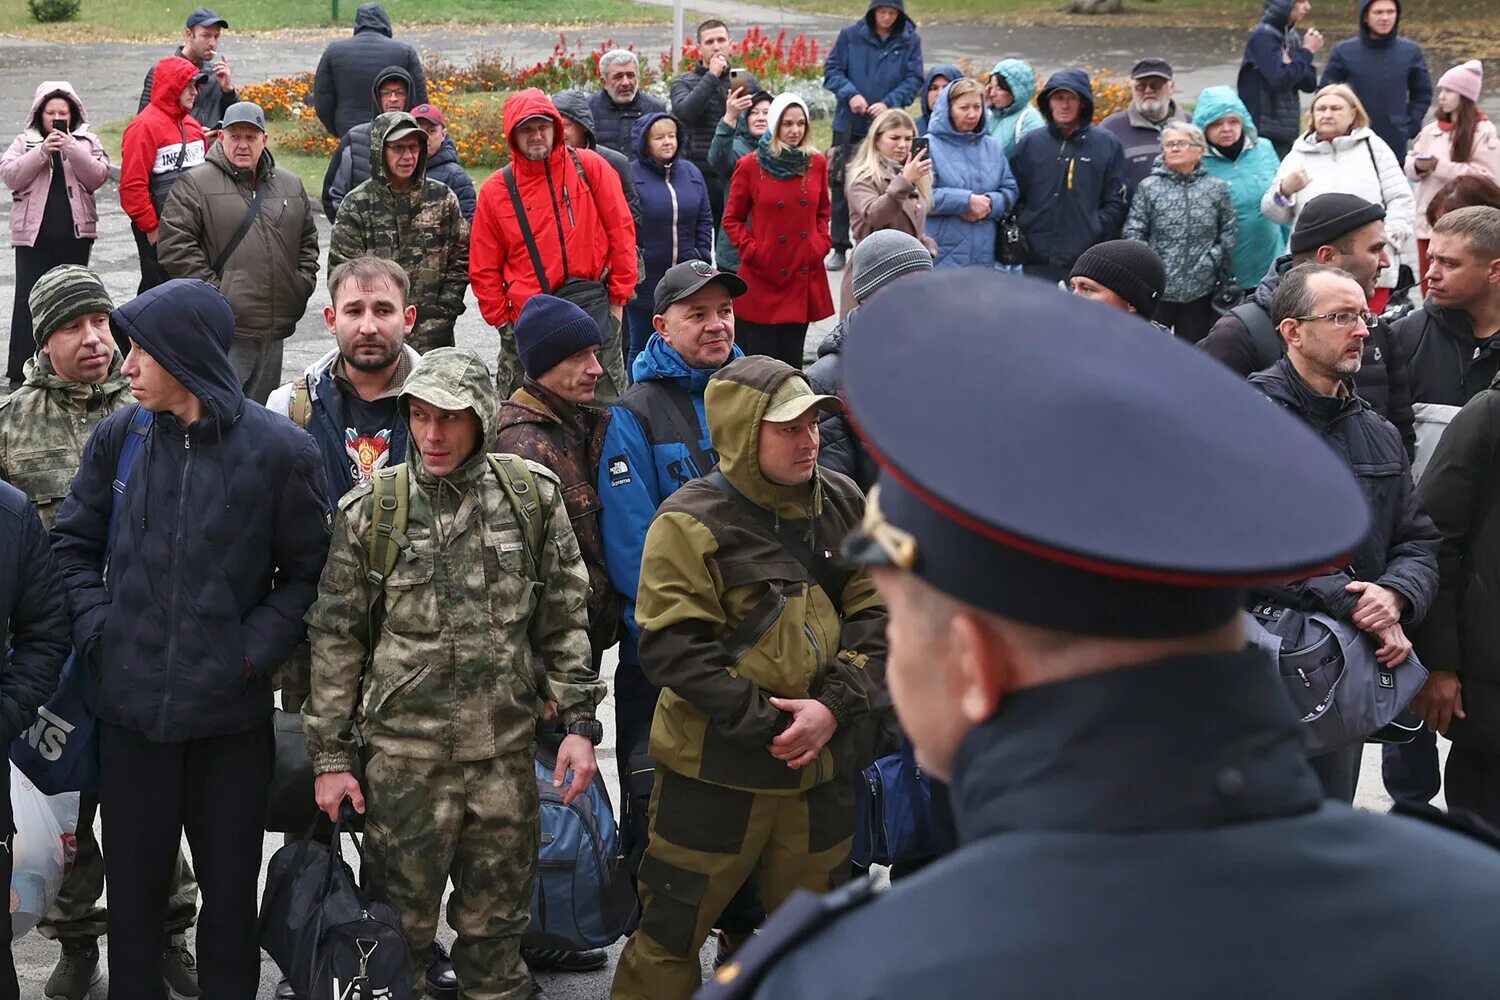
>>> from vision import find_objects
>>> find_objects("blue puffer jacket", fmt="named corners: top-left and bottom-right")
top-left (824, 0), bottom-right (924, 142)
top-left (915, 63), bottom-right (961, 135)
top-left (1237, 0), bottom-right (1318, 144)
top-left (51, 280), bottom-right (332, 741)
top-left (926, 84), bottom-right (1019, 269)
top-left (1320, 0), bottom-right (1431, 157)
top-left (630, 112), bottom-right (715, 305)
top-left (1194, 86), bottom-right (1288, 289)
top-left (424, 136), bottom-right (477, 221)
top-left (1010, 69), bottom-right (1130, 274)
top-left (987, 58), bottom-right (1047, 159)
top-left (598, 336), bottom-right (743, 665)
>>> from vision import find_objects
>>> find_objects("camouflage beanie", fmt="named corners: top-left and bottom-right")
top-left (28, 265), bottom-right (114, 345)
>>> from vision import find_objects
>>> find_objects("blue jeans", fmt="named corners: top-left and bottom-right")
top-left (625, 302), bottom-right (656, 383)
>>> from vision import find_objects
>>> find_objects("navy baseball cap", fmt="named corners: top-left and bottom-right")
top-left (840, 270), bottom-right (1372, 638)
top-left (186, 7), bottom-right (228, 28)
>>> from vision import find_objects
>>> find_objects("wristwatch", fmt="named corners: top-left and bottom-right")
top-left (565, 719), bottom-right (604, 746)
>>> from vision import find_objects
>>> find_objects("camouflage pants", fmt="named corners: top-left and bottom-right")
top-left (363, 748), bottom-right (539, 1000)
top-left (409, 317), bottom-right (457, 356)
top-left (494, 314), bottom-right (627, 406)
top-left (612, 768), bottom-right (854, 1000)
top-left (38, 790), bottom-right (199, 942)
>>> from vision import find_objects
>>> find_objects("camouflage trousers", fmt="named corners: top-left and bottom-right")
top-left (363, 748), bottom-right (539, 1000)
top-left (38, 790), bottom-right (199, 942)
top-left (494, 314), bottom-right (627, 406)
top-left (612, 768), bottom-right (854, 1000)
top-left (409, 316), bottom-right (457, 356)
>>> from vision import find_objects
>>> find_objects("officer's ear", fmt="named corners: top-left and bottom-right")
top-left (947, 611), bottom-right (1010, 727)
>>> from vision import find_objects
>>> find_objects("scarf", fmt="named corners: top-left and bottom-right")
top-left (756, 131), bottom-right (809, 180)
top-left (1211, 134), bottom-right (1247, 160)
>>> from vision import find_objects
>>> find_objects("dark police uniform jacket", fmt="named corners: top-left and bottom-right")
top-left (732, 650), bottom-right (1500, 999)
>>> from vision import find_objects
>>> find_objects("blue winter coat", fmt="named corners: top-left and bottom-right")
top-left (50, 280), bottom-right (333, 742)
top-left (1320, 0), bottom-right (1431, 158)
top-left (823, 0), bottom-right (924, 142)
top-left (1194, 86), bottom-right (1288, 289)
top-left (630, 112), bottom-right (715, 305)
top-left (424, 136), bottom-right (477, 222)
top-left (0, 481), bottom-right (67, 747)
top-left (926, 84), bottom-right (1019, 269)
top-left (986, 59), bottom-right (1047, 159)
top-left (914, 63), bottom-right (961, 135)
top-left (1237, 0), bottom-right (1318, 144)
top-left (1009, 70), bottom-right (1130, 274)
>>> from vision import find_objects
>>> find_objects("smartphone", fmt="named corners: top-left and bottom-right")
top-left (729, 68), bottom-right (752, 93)
top-left (910, 136), bottom-right (929, 159)
top-left (51, 119), bottom-right (66, 133)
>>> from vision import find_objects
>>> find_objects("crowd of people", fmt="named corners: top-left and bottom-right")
top-left (0, 0), bottom-right (1499, 998)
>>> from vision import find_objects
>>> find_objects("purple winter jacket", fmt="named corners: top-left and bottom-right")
top-left (0, 81), bottom-right (110, 247)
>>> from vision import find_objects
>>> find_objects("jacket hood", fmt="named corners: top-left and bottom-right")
top-left (369, 64), bottom-right (415, 116)
top-left (1262, 0), bottom-right (1297, 28)
top-left (25, 80), bottom-right (87, 130)
top-left (990, 59), bottom-right (1039, 112)
top-left (354, 2), bottom-right (393, 36)
top-left (204, 138), bottom-right (274, 183)
top-left (551, 89), bottom-right (598, 147)
top-left (921, 63), bottom-right (963, 119)
top-left (397, 348), bottom-right (499, 481)
top-left (928, 82), bottom-right (991, 142)
top-left (1192, 85), bottom-right (1259, 135)
top-left (1358, 0), bottom-right (1400, 42)
top-left (817, 322), bottom-right (845, 358)
top-left (705, 355), bottom-right (823, 515)
top-left (427, 135), bottom-right (459, 168)
top-left (369, 110), bottom-right (428, 186)
top-left (149, 56), bottom-right (202, 119)
top-left (1293, 124), bottom-right (1377, 152)
top-left (109, 279), bottom-right (244, 429)
top-left (633, 111), bottom-right (684, 170)
top-left (864, 0), bottom-right (912, 35)
top-left (1252, 252), bottom-right (1294, 309)
top-left (1039, 69), bottom-right (1095, 125)
top-left (632, 334), bottom-right (744, 391)
top-left (504, 89), bottom-right (568, 171)
top-left (23, 348), bottom-right (127, 404)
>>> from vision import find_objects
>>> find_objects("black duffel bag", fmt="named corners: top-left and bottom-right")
top-left (267, 708), bottom-right (365, 834)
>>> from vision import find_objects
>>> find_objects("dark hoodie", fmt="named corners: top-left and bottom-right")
top-left (629, 112), bottom-right (714, 301)
top-left (1238, 0), bottom-right (1319, 144)
top-left (313, 2), bottom-right (428, 138)
top-left (50, 279), bottom-right (332, 742)
top-left (1320, 0), bottom-right (1432, 157)
top-left (915, 62), bottom-right (961, 135)
top-left (824, 0), bottom-right (925, 141)
top-left (551, 89), bottom-right (643, 232)
top-left (322, 64), bottom-right (415, 221)
top-left (1009, 69), bottom-right (1130, 275)
top-left (424, 136), bottom-right (477, 221)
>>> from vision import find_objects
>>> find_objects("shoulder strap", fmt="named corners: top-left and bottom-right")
top-left (628, 381), bottom-right (715, 479)
top-left (1363, 135), bottom-right (1380, 176)
top-left (175, 119), bottom-right (188, 172)
top-left (503, 165), bottom-right (552, 296)
top-left (288, 375), bottom-right (314, 429)
top-left (108, 406), bottom-right (153, 555)
top-left (1231, 301), bottom-right (1284, 369)
top-left (567, 147), bottom-right (592, 193)
top-left (487, 453), bottom-right (554, 583)
top-left (366, 465), bottom-right (409, 587)
top-left (211, 179), bottom-right (271, 276)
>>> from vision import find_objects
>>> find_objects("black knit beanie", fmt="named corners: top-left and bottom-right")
top-left (1068, 240), bottom-right (1166, 316)
top-left (1289, 193), bottom-right (1387, 254)
top-left (514, 294), bottom-right (605, 380)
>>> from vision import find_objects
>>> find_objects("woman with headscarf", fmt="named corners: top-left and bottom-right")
top-left (985, 59), bottom-right (1047, 159)
top-left (723, 93), bottom-right (834, 368)
top-left (926, 78), bottom-right (1019, 271)
top-left (1194, 85), bottom-right (1287, 293)
top-left (708, 87), bottom-right (772, 273)
top-left (838, 108), bottom-right (936, 316)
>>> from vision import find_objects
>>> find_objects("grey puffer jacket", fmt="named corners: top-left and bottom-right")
top-left (1122, 158), bottom-right (1237, 302)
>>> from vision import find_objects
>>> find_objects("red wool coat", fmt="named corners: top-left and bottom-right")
top-left (723, 151), bottom-right (834, 325)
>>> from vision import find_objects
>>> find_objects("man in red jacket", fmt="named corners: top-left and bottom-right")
top-left (119, 56), bottom-right (206, 301)
top-left (470, 88), bottom-right (637, 404)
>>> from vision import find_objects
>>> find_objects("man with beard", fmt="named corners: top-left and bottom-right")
top-left (1098, 59), bottom-right (1192, 193)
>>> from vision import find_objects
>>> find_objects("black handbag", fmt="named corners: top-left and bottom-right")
top-left (267, 708), bottom-right (364, 834)
top-left (826, 123), bottom-right (856, 186)
top-left (996, 216), bottom-right (1028, 266)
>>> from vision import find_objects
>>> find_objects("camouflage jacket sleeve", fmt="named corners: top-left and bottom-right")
top-left (431, 193), bottom-right (470, 322)
top-left (325, 187), bottom-right (372, 275)
top-left (531, 472), bottom-right (603, 724)
top-left (303, 487), bottom-right (376, 774)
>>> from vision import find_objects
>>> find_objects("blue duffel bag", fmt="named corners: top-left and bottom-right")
top-left (852, 741), bottom-right (955, 868)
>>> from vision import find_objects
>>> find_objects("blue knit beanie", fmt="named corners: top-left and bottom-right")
top-left (514, 294), bottom-right (605, 379)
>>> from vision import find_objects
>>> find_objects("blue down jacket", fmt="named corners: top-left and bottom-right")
top-left (1237, 0), bottom-right (1318, 144)
top-left (630, 112), bottom-right (714, 305)
top-left (823, 0), bottom-right (924, 142)
top-left (925, 83), bottom-right (1018, 269)
top-left (1320, 0), bottom-right (1431, 157)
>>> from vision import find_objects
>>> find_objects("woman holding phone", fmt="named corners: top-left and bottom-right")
top-left (0, 81), bottom-right (110, 385)
top-left (839, 108), bottom-right (937, 316)
top-left (1406, 60), bottom-right (1500, 287)
top-left (925, 78), bottom-right (1018, 271)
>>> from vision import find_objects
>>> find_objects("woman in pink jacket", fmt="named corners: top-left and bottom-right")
top-left (1405, 60), bottom-right (1500, 288)
top-left (0, 81), bottom-right (109, 384)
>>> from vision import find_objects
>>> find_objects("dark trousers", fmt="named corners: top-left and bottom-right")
top-left (706, 174), bottom-right (726, 230)
top-left (831, 177), bottom-right (851, 252)
top-left (132, 223), bottom-right (171, 296)
top-left (1383, 727), bottom-right (1441, 807)
top-left (1155, 295), bottom-right (1217, 344)
top-left (1308, 742), bottom-right (1362, 802)
top-left (0, 798), bottom-right (15, 1000)
top-left (99, 721), bottom-right (272, 1000)
top-left (1446, 744), bottom-right (1500, 830)
top-left (625, 301), bottom-right (656, 382)
top-left (735, 319), bottom-right (808, 370)
top-left (10, 238), bottom-right (92, 382)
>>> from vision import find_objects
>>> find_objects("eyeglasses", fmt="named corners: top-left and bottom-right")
top-left (379, 88), bottom-right (407, 98)
top-left (1295, 310), bottom-right (1378, 328)
top-left (1161, 140), bottom-right (1199, 151)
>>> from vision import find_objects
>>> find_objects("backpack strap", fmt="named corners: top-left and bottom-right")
top-left (487, 454), bottom-right (556, 583)
top-left (366, 465), bottom-right (409, 587)
top-left (108, 406), bottom-right (153, 555)
top-left (1231, 301), bottom-right (1284, 371)
top-left (288, 375), bottom-right (314, 430)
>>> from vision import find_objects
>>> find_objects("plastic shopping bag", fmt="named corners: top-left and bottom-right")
top-left (10, 762), bottom-right (79, 938)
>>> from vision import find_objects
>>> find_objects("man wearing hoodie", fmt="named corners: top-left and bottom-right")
top-left (329, 111), bottom-right (469, 355)
top-left (322, 64), bottom-right (416, 221)
top-left (137, 8), bottom-right (238, 132)
top-left (120, 56), bottom-right (206, 296)
top-left (985, 60), bottom-right (1046, 159)
top-left (1320, 0), bottom-right (1430, 159)
top-left (413, 103), bottom-right (477, 221)
top-left (611, 354), bottom-right (888, 1000)
top-left (1009, 69), bottom-right (1130, 283)
top-left (822, 1), bottom-right (924, 270)
top-left (305, 347), bottom-right (601, 1000)
top-left (1099, 59), bottom-right (1193, 193)
top-left (50, 278), bottom-right (332, 999)
top-left (1238, 0), bottom-right (1325, 159)
top-left (553, 89), bottom-right (644, 234)
top-left (313, 2), bottom-right (427, 139)
top-left (670, 19), bottom-right (735, 224)
top-left (157, 102), bottom-right (320, 404)
top-left (0, 266), bottom-right (199, 1000)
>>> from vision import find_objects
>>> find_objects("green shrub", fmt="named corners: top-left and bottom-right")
top-left (27, 0), bottom-right (81, 22)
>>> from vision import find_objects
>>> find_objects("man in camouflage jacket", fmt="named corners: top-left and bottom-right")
top-left (304, 347), bottom-right (603, 1000)
top-left (328, 111), bottom-right (469, 354)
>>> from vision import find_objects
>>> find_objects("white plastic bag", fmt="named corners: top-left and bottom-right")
top-left (10, 762), bottom-right (79, 938)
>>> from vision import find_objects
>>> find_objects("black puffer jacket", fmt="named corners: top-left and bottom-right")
top-left (51, 279), bottom-right (332, 741)
top-left (588, 87), bottom-right (668, 159)
top-left (1249, 357), bottom-right (1438, 623)
top-left (321, 64), bottom-right (414, 221)
top-left (552, 89), bottom-right (644, 232)
top-left (424, 136), bottom-right (477, 221)
top-left (806, 322), bottom-right (877, 492)
top-left (312, 2), bottom-right (428, 138)
top-left (0, 481), bottom-right (68, 746)
top-left (1389, 302), bottom-right (1500, 406)
top-left (670, 63), bottom-right (730, 177)
top-left (1198, 253), bottom-right (1416, 456)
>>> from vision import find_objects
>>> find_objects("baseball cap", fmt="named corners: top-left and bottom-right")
top-left (1130, 58), bottom-right (1173, 81)
top-left (762, 374), bottom-right (843, 422)
top-left (186, 7), bottom-right (229, 29)
top-left (218, 101), bottom-right (266, 132)
top-left (411, 104), bottom-right (446, 126)
top-left (653, 259), bottom-right (748, 314)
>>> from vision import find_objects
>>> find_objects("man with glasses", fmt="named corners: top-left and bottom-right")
top-left (1099, 58), bottom-right (1191, 193)
top-left (1249, 262), bottom-right (1438, 801)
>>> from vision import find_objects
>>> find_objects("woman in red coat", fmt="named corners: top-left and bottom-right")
top-left (724, 93), bottom-right (834, 368)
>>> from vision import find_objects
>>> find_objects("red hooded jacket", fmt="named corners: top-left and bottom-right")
top-left (470, 89), bottom-right (637, 329)
top-left (119, 56), bottom-right (207, 233)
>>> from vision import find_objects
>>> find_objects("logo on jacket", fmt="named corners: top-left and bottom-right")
top-left (346, 429), bottom-right (393, 486)
top-left (608, 455), bottom-right (632, 488)
top-left (1372, 346), bottom-right (1382, 362)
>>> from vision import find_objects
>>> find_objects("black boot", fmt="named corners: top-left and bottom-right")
top-left (424, 941), bottom-right (459, 1000)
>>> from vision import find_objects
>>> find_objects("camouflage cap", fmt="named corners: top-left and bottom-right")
top-left (28, 265), bottom-right (114, 345)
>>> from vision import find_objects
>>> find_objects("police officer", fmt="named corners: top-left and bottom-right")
top-left (304, 347), bottom-right (604, 1000)
top-left (702, 269), bottom-right (1500, 998)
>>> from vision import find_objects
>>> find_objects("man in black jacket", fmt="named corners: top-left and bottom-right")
top-left (1200, 192), bottom-right (1415, 456)
top-left (589, 50), bottom-right (667, 159)
top-left (312, 2), bottom-right (428, 138)
top-left (670, 19), bottom-right (734, 224)
top-left (137, 7), bottom-right (239, 132)
top-left (322, 65), bottom-right (415, 221)
top-left (1250, 263), bottom-right (1438, 801)
top-left (51, 279), bottom-right (332, 998)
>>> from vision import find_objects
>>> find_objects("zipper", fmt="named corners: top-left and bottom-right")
top-left (157, 428), bottom-right (193, 738)
top-left (666, 164), bottom-right (680, 266)
top-left (803, 620), bottom-right (822, 668)
top-left (543, 159), bottom-right (572, 280)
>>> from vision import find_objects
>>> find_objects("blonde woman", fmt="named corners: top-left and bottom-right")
top-left (838, 108), bottom-right (937, 316)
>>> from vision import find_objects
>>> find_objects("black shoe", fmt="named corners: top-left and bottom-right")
top-left (714, 928), bottom-right (755, 969)
top-left (274, 978), bottom-right (298, 1000)
top-left (530, 978), bottom-right (551, 1000)
top-left (521, 945), bottom-right (609, 972)
top-left (424, 941), bottom-right (459, 1000)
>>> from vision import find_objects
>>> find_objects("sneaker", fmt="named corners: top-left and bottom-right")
top-left (162, 940), bottom-right (201, 999)
top-left (45, 940), bottom-right (101, 1000)
top-left (424, 941), bottom-right (459, 1000)
top-left (824, 248), bottom-right (847, 271)
top-left (521, 945), bottom-right (609, 972)
top-left (713, 928), bottom-right (755, 969)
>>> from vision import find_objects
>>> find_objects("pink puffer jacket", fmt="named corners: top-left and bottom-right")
top-left (0, 81), bottom-right (111, 247)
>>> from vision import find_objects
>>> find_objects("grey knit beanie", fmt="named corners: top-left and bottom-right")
top-left (851, 230), bottom-right (934, 303)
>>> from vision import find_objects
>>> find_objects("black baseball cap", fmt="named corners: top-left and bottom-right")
top-left (654, 259), bottom-right (747, 314)
top-left (186, 7), bottom-right (229, 29)
top-left (1130, 58), bottom-right (1173, 81)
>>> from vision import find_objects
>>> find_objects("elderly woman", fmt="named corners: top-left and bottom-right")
top-left (1261, 83), bottom-right (1415, 310)
top-left (1193, 86), bottom-right (1286, 295)
top-left (1123, 121), bottom-right (1238, 343)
